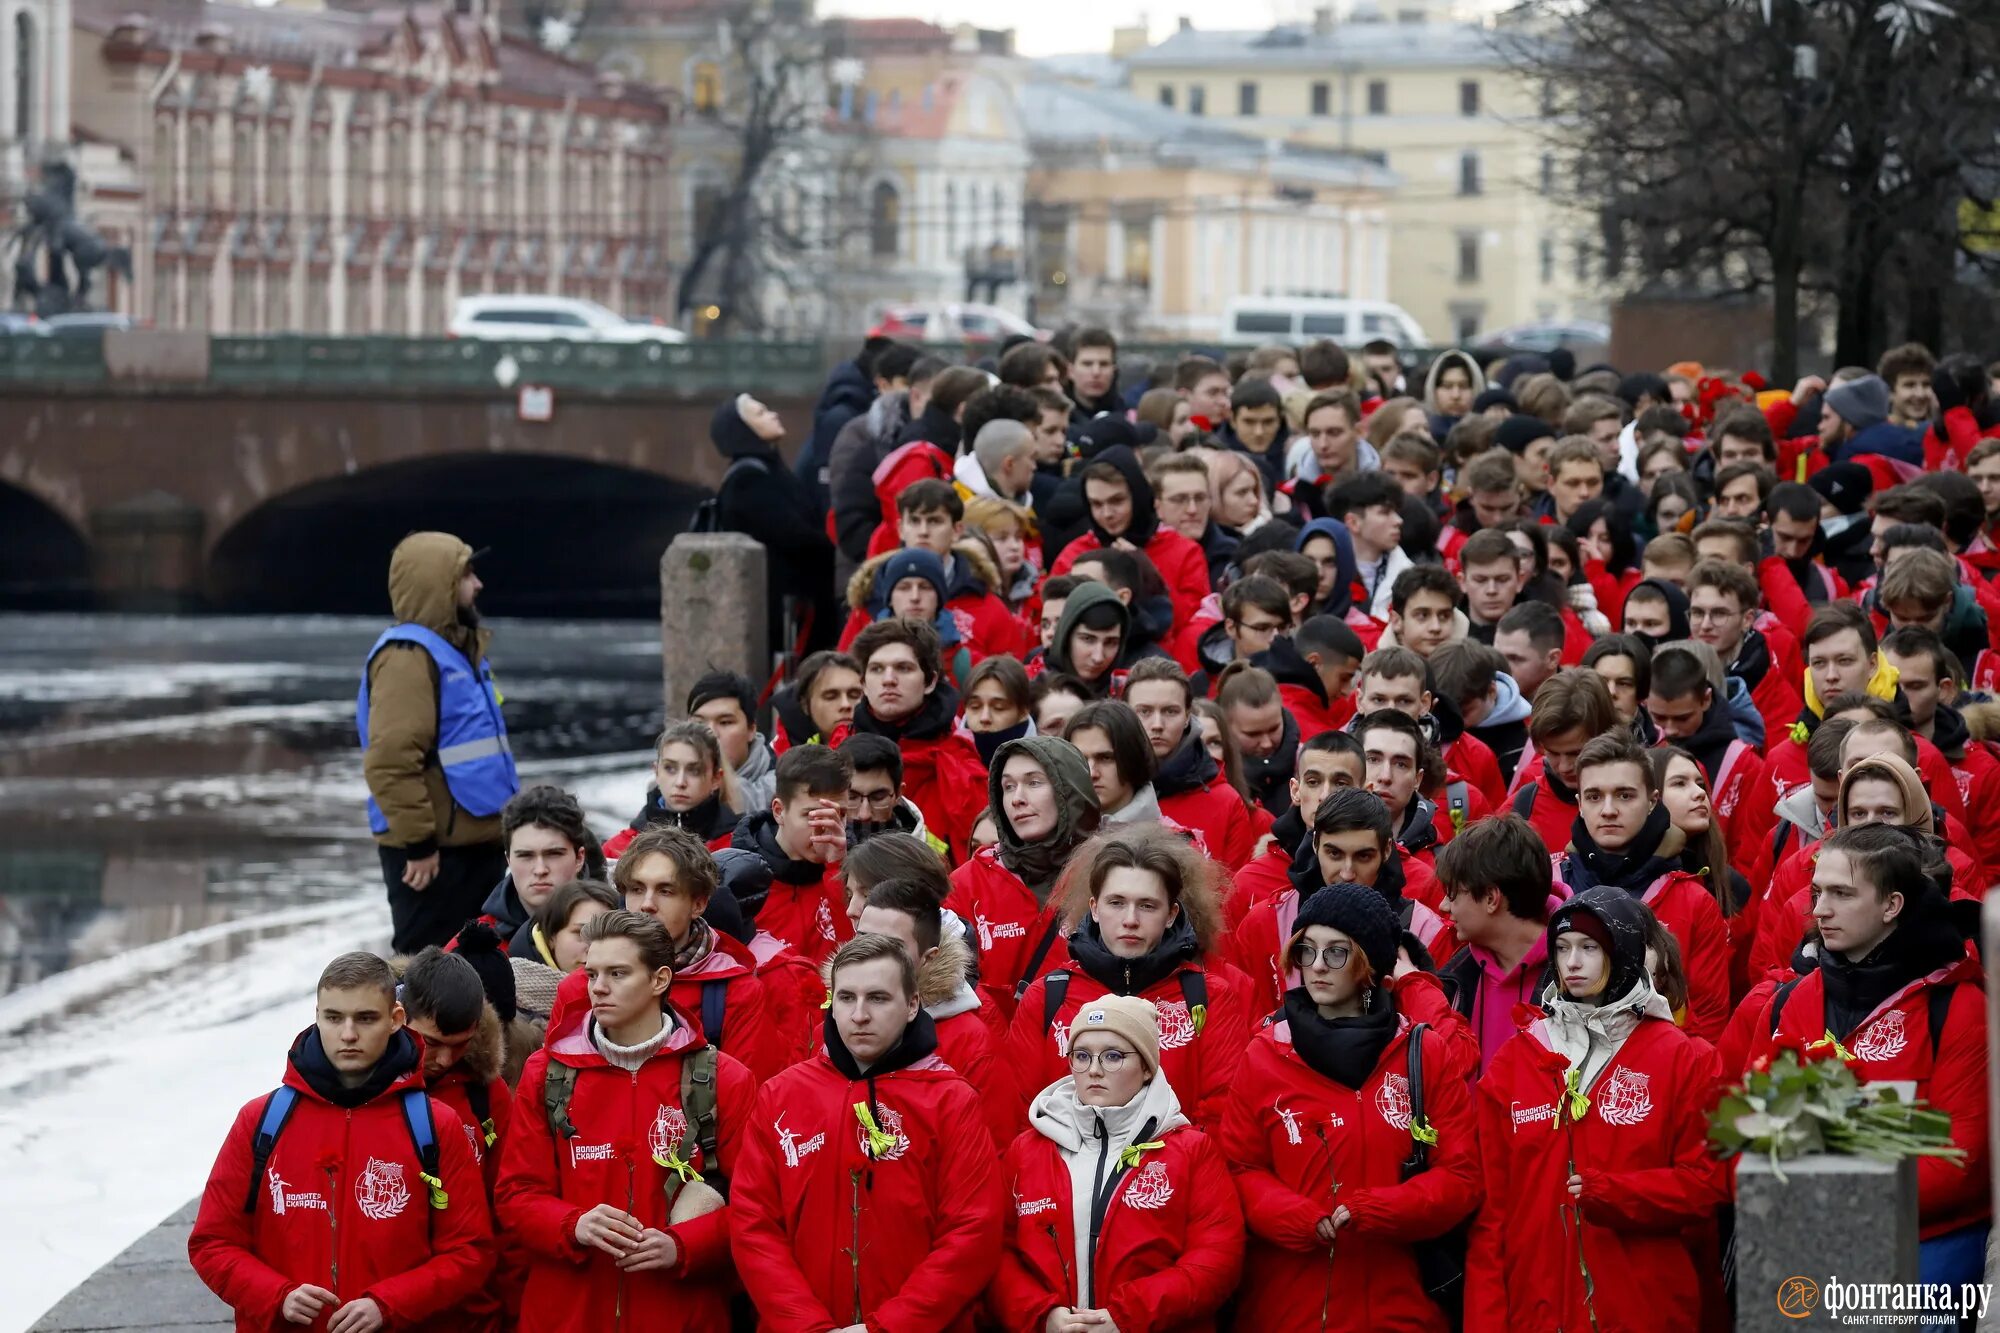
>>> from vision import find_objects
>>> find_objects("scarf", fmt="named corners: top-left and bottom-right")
top-left (851, 685), bottom-right (959, 746)
top-left (824, 1008), bottom-right (941, 1080)
top-left (288, 1027), bottom-right (420, 1109)
top-left (1242, 711), bottom-right (1301, 815)
top-left (1565, 802), bottom-right (1684, 894)
top-left (971, 716), bottom-right (1033, 767)
top-left (1282, 985), bottom-right (1399, 1091)
top-left (1154, 727), bottom-right (1220, 799)
top-left (669, 917), bottom-right (716, 975)
top-left (1067, 912), bottom-right (1200, 998)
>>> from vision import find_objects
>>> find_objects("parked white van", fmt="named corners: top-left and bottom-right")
top-left (1219, 298), bottom-right (1427, 348)
top-left (448, 295), bottom-right (687, 343)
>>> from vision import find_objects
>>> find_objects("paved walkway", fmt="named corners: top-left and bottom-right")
top-left (29, 1201), bottom-right (227, 1333)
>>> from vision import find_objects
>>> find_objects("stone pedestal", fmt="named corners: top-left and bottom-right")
top-left (1735, 1153), bottom-right (1917, 1331)
top-left (660, 533), bottom-right (768, 719)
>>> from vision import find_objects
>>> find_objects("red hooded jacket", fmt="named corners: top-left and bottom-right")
top-left (494, 1004), bottom-right (755, 1333)
top-left (189, 1033), bottom-right (494, 1333)
top-left (670, 930), bottom-right (788, 1084)
top-left (727, 1040), bottom-right (1005, 1333)
top-left (1006, 955), bottom-right (1253, 1137)
top-left (1051, 525), bottom-right (1213, 636)
top-left (992, 1115), bottom-right (1243, 1333)
top-left (946, 845), bottom-right (1070, 1021)
top-left (1747, 950), bottom-right (1989, 1237)
top-left (864, 440), bottom-right (955, 559)
top-left (1158, 776), bottom-right (1259, 870)
top-left (1466, 1014), bottom-right (1728, 1333)
top-left (1220, 1016), bottom-right (1481, 1333)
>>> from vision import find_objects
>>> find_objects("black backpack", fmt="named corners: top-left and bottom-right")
top-left (689, 456), bottom-right (769, 535)
top-left (1400, 1023), bottom-right (1467, 1327)
top-left (1039, 968), bottom-right (1210, 1038)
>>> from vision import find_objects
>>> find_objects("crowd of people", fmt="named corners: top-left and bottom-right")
top-left (190, 329), bottom-right (2000, 1333)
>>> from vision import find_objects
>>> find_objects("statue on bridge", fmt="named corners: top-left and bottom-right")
top-left (8, 157), bottom-right (132, 317)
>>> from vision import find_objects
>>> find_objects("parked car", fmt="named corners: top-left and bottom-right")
top-left (867, 301), bottom-right (1042, 344)
top-left (1218, 297), bottom-right (1428, 349)
top-left (41, 312), bottom-right (137, 337)
top-left (1470, 319), bottom-right (1611, 359)
top-left (448, 295), bottom-right (687, 343)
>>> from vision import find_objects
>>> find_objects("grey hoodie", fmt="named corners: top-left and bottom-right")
top-left (735, 735), bottom-right (777, 817)
top-left (1027, 1072), bottom-right (1190, 1308)
top-left (1102, 783), bottom-right (1165, 828)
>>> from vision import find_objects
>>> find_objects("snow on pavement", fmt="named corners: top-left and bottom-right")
top-left (0, 894), bottom-right (391, 1333)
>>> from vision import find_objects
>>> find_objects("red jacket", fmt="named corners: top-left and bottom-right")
top-left (1223, 841), bottom-right (1293, 928)
top-left (1757, 555), bottom-right (1846, 633)
top-left (497, 1006), bottom-right (753, 1333)
top-left (602, 824), bottom-right (734, 861)
top-left (946, 846), bottom-right (1070, 1020)
top-left (1636, 871), bottom-right (1732, 1044)
top-left (1942, 738), bottom-right (2000, 893)
top-left (864, 440), bottom-right (955, 560)
top-left (428, 1059), bottom-right (514, 1204)
top-left (1749, 837), bottom-right (1981, 978)
top-left (832, 719), bottom-right (989, 864)
top-left (1277, 680), bottom-right (1343, 742)
top-left (1509, 764), bottom-right (1577, 858)
top-left (1747, 951), bottom-right (1990, 1237)
top-left (189, 1036), bottom-right (494, 1333)
top-left (1584, 561), bottom-right (1643, 633)
top-left (1446, 733), bottom-right (1506, 812)
top-left (1051, 525), bottom-right (1214, 635)
top-left (749, 930), bottom-right (831, 1070)
top-left (1762, 732), bottom-right (1971, 836)
top-left (1159, 775), bottom-right (1258, 870)
top-left (671, 931), bottom-right (789, 1084)
top-left (728, 1045), bottom-right (1005, 1333)
top-left (992, 1120), bottom-right (1243, 1333)
top-left (1466, 1014), bottom-right (1729, 1333)
top-left (1006, 957), bottom-right (1254, 1137)
top-left (756, 875), bottom-right (853, 971)
top-left (1221, 1017), bottom-right (1481, 1333)
top-left (1745, 664), bottom-right (1804, 759)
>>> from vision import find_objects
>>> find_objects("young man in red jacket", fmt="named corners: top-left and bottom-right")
top-left (1508, 669), bottom-right (1620, 855)
top-left (190, 952), bottom-right (493, 1333)
top-left (1688, 557), bottom-right (1803, 750)
top-left (398, 947), bottom-right (513, 1202)
top-left (1748, 823), bottom-right (1989, 1283)
top-left (836, 618), bottom-right (988, 862)
top-left (730, 934), bottom-right (1004, 1332)
top-left (1643, 642), bottom-right (1773, 877)
top-left (727, 744), bottom-right (855, 968)
top-left (1124, 656), bottom-right (1258, 868)
top-left (1224, 730), bottom-right (1366, 927)
top-left (1048, 444), bottom-right (1212, 635)
top-left (617, 825), bottom-right (789, 1083)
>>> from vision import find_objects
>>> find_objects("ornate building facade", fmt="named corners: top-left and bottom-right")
top-left (69, 0), bottom-right (676, 333)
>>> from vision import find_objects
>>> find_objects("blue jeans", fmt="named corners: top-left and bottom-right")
top-left (1918, 1223), bottom-right (1989, 1333)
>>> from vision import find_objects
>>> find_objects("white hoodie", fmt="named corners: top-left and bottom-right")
top-left (1540, 973), bottom-right (1674, 1095)
top-left (1027, 1071), bottom-right (1190, 1308)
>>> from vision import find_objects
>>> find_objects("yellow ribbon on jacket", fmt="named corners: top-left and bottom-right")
top-left (854, 1103), bottom-right (898, 1158)
top-left (1811, 1030), bottom-right (1857, 1063)
top-left (654, 1147), bottom-right (704, 1183)
top-left (1118, 1140), bottom-right (1166, 1170)
top-left (420, 1171), bottom-right (449, 1210)
top-left (1562, 1068), bottom-right (1591, 1123)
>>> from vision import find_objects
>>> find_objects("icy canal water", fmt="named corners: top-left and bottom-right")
top-left (0, 614), bottom-right (660, 1330)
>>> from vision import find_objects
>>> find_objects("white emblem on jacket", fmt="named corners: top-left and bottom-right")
top-left (1852, 1007), bottom-right (1910, 1062)
top-left (354, 1157), bottom-right (411, 1220)
top-left (1123, 1160), bottom-right (1173, 1210)
top-left (1374, 1073), bottom-right (1413, 1131)
top-left (1595, 1067), bottom-right (1655, 1127)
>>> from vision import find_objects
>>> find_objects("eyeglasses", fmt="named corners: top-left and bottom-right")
top-left (1688, 607), bottom-right (1741, 624)
top-left (1068, 1048), bottom-right (1133, 1072)
top-left (845, 790), bottom-right (898, 813)
top-left (1288, 941), bottom-right (1354, 971)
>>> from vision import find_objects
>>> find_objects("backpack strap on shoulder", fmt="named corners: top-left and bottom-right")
top-left (1402, 1023), bottom-right (1433, 1178)
top-left (1178, 969), bottom-right (1209, 1036)
top-left (702, 979), bottom-right (728, 1048)
top-left (1510, 781), bottom-right (1539, 820)
top-left (464, 1080), bottom-right (496, 1148)
top-left (399, 1088), bottom-right (448, 1211)
top-left (678, 1046), bottom-right (725, 1195)
top-left (1766, 976), bottom-right (1804, 1038)
top-left (1041, 970), bottom-right (1073, 1036)
top-left (243, 1086), bottom-right (301, 1214)
top-left (1928, 982), bottom-right (1957, 1057)
top-left (543, 1060), bottom-right (581, 1141)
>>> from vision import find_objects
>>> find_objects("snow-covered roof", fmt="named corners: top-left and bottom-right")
top-left (1018, 76), bottom-right (1396, 191)
top-left (1127, 19), bottom-right (1506, 70)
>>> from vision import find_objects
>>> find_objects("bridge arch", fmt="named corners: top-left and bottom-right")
top-left (207, 453), bottom-right (708, 616)
top-left (0, 479), bottom-right (93, 609)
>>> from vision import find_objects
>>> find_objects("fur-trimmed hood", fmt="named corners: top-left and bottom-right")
top-left (845, 540), bottom-right (1005, 612)
top-left (1960, 699), bottom-right (2000, 744)
top-left (388, 954), bottom-right (506, 1086)
top-left (916, 931), bottom-right (979, 1014)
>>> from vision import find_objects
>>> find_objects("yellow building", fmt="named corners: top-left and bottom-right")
top-left (1125, 7), bottom-right (1606, 344)
top-left (1019, 74), bottom-right (1393, 338)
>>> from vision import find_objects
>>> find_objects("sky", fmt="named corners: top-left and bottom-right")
top-left (818, 0), bottom-right (1335, 58)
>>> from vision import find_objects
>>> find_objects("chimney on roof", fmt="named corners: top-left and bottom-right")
top-left (1178, 16), bottom-right (1195, 32)
top-left (1312, 6), bottom-right (1334, 34)
top-left (1110, 23), bottom-right (1147, 57)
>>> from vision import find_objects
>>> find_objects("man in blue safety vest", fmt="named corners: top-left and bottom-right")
top-left (358, 532), bottom-right (520, 953)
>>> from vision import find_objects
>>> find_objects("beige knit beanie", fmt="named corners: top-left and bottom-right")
top-left (1067, 994), bottom-right (1161, 1076)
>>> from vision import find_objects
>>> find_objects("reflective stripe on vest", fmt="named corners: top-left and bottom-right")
top-left (357, 623), bottom-right (519, 836)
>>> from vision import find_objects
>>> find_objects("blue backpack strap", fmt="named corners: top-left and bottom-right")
top-left (243, 1086), bottom-right (301, 1214)
top-left (702, 980), bottom-right (728, 1048)
top-left (1041, 970), bottom-right (1072, 1036)
top-left (400, 1088), bottom-right (451, 1212)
